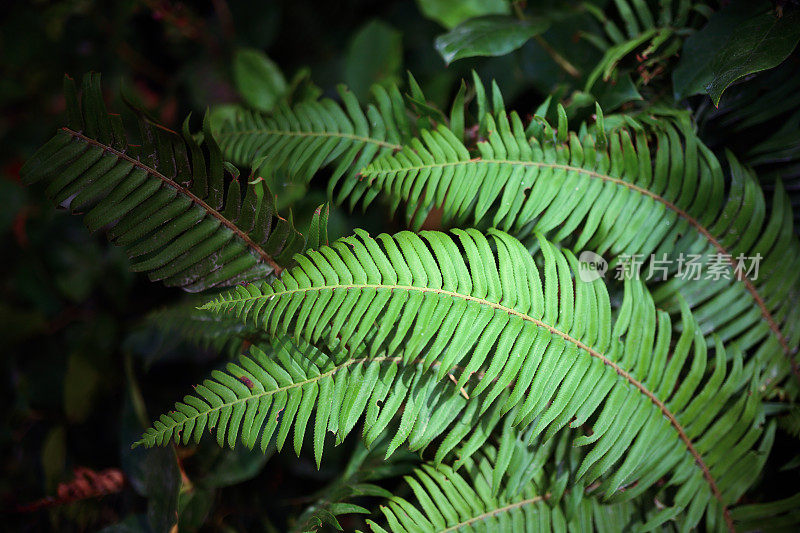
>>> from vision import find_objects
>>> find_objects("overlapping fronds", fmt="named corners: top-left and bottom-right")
top-left (359, 104), bottom-right (800, 387)
top-left (367, 428), bottom-right (643, 533)
top-left (200, 228), bottom-right (770, 530)
top-left (134, 334), bottom-right (508, 470)
top-left (215, 83), bottom-right (410, 209)
top-left (20, 73), bottom-right (304, 292)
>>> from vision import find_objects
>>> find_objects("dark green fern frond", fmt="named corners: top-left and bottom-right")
top-left (731, 492), bottom-right (800, 532)
top-left (581, 0), bottom-right (711, 93)
top-left (215, 83), bottom-right (410, 210)
top-left (144, 299), bottom-right (267, 357)
top-left (293, 440), bottom-right (416, 532)
top-left (359, 105), bottom-right (800, 388)
top-left (201, 228), bottom-right (770, 530)
top-left (20, 73), bottom-right (304, 292)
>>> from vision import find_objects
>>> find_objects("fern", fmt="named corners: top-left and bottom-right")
top-left (581, 0), bottom-right (711, 92)
top-left (358, 99), bottom-right (800, 388)
top-left (20, 73), bottom-right (304, 291)
top-left (134, 334), bottom-right (508, 469)
top-left (216, 83), bottom-right (410, 210)
top-left (367, 428), bottom-right (645, 532)
top-left (194, 228), bottom-right (771, 529)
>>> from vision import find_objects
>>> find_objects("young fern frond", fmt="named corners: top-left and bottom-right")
top-left (216, 83), bottom-right (410, 210)
top-left (201, 228), bottom-right (770, 530)
top-left (359, 105), bottom-right (800, 386)
top-left (20, 73), bottom-right (303, 291)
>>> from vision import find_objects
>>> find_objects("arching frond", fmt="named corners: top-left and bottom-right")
top-left (215, 83), bottom-right (410, 209)
top-left (134, 334), bottom-right (502, 470)
top-left (201, 228), bottom-right (770, 530)
top-left (359, 106), bottom-right (800, 387)
top-left (20, 73), bottom-right (304, 292)
top-left (731, 492), bottom-right (800, 532)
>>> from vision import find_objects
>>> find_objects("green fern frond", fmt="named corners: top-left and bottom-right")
top-left (20, 73), bottom-right (304, 292)
top-left (367, 428), bottom-right (643, 533)
top-left (581, 0), bottom-right (709, 91)
top-left (134, 334), bottom-right (502, 469)
top-left (215, 83), bottom-right (410, 209)
top-left (731, 492), bottom-right (800, 532)
top-left (201, 228), bottom-right (770, 530)
top-left (359, 105), bottom-right (800, 387)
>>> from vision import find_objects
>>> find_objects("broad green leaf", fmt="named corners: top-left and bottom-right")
top-left (344, 20), bottom-right (402, 101)
top-left (706, 7), bottom-right (800, 104)
top-left (415, 0), bottom-right (509, 29)
top-left (434, 15), bottom-right (550, 65)
top-left (673, 1), bottom-right (800, 103)
top-left (233, 47), bottom-right (288, 112)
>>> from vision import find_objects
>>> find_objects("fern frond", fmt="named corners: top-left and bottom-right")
top-left (20, 73), bottom-right (303, 291)
top-left (581, 0), bottom-right (709, 91)
top-left (134, 334), bottom-right (500, 469)
top-left (368, 428), bottom-right (643, 533)
top-left (731, 492), bottom-right (800, 532)
top-left (360, 105), bottom-right (800, 386)
top-left (202, 228), bottom-right (770, 530)
top-left (216, 83), bottom-right (410, 209)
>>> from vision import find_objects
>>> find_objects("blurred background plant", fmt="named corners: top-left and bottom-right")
top-left (3, 0), bottom-right (799, 531)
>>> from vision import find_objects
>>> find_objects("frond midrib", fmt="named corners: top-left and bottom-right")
top-left (63, 127), bottom-right (284, 274)
top-left (364, 156), bottom-right (791, 358)
top-left (439, 493), bottom-right (550, 533)
top-left (218, 127), bottom-right (402, 150)
top-left (213, 281), bottom-right (729, 520)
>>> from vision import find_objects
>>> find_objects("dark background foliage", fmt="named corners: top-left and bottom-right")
top-left (3, 0), bottom-right (799, 531)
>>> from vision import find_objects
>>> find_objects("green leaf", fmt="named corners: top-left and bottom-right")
top-left (434, 15), bottom-right (550, 65)
top-left (233, 47), bottom-right (288, 112)
top-left (415, 0), bottom-right (509, 29)
top-left (673, 2), bottom-right (800, 104)
top-left (344, 20), bottom-right (402, 101)
top-left (706, 7), bottom-right (800, 105)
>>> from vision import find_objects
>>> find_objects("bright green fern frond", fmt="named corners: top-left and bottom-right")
top-left (202, 228), bottom-right (770, 530)
top-left (216, 83), bottom-right (410, 210)
top-left (360, 105), bottom-right (800, 388)
top-left (134, 334), bottom-right (506, 469)
top-left (20, 73), bottom-right (304, 291)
